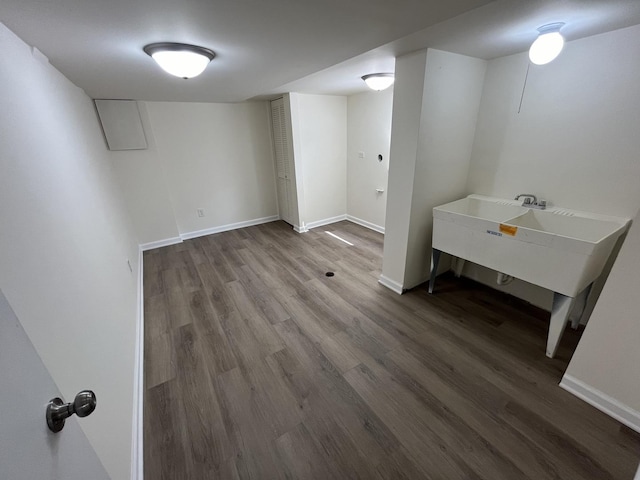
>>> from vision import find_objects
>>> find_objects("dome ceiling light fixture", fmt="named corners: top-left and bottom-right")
top-left (143, 42), bottom-right (216, 79)
top-left (361, 73), bottom-right (395, 91)
top-left (529, 23), bottom-right (565, 65)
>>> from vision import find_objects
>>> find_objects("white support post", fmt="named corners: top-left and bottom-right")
top-left (428, 249), bottom-right (442, 294)
top-left (547, 292), bottom-right (576, 358)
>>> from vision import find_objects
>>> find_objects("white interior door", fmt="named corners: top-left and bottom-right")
top-left (0, 289), bottom-right (109, 480)
top-left (271, 98), bottom-right (294, 225)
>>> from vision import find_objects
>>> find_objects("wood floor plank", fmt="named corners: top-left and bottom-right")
top-left (219, 310), bottom-right (272, 373)
top-left (344, 363), bottom-right (483, 480)
top-left (144, 220), bottom-right (640, 480)
top-left (274, 422), bottom-right (339, 480)
top-left (144, 293), bottom-right (171, 338)
top-left (175, 324), bottom-right (234, 473)
top-left (216, 367), bottom-right (290, 480)
top-left (385, 347), bottom-right (573, 480)
top-left (236, 264), bottom-right (291, 324)
top-left (318, 333), bottom-right (361, 374)
top-left (224, 280), bottom-right (285, 357)
top-left (144, 380), bottom-right (189, 480)
top-left (272, 319), bottom-right (400, 463)
top-left (144, 329), bottom-right (175, 389)
top-left (405, 307), bottom-right (639, 478)
top-left (194, 261), bottom-right (236, 321)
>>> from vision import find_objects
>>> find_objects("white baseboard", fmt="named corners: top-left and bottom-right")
top-left (306, 215), bottom-right (347, 230)
top-left (131, 249), bottom-right (144, 480)
top-left (378, 274), bottom-right (404, 295)
top-left (560, 374), bottom-right (640, 433)
top-left (293, 224), bottom-right (309, 233)
top-left (139, 216), bottom-right (280, 250)
top-left (180, 215), bottom-right (279, 241)
top-left (139, 236), bottom-right (182, 251)
top-left (346, 215), bottom-right (385, 234)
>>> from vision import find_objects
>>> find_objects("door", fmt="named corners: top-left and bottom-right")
top-left (0, 289), bottom-right (109, 480)
top-left (271, 97), bottom-right (295, 225)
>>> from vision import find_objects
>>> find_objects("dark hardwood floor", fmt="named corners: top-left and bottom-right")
top-left (143, 220), bottom-right (640, 479)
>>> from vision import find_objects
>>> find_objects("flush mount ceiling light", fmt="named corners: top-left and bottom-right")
top-left (143, 43), bottom-right (215, 79)
top-left (529, 23), bottom-right (565, 65)
top-left (362, 73), bottom-right (395, 91)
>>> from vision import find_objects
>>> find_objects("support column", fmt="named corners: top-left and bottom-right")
top-left (428, 249), bottom-right (442, 294)
top-left (547, 292), bottom-right (576, 358)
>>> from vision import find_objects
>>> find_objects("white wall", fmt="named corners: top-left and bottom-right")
top-left (468, 24), bottom-right (640, 219)
top-left (347, 88), bottom-right (393, 232)
top-left (464, 24), bottom-right (640, 308)
top-left (381, 49), bottom-right (487, 291)
top-left (563, 208), bottom-right (640, 423)
top-left (111, 100), bottom-right (279, 245)
top-left (147, 101), bottom-right (278, 235)
top-left (289, 93), bottom-right (347, 227)
top-left (381, 51), bottom-right (429, 290)
top-left (404, 49), bottom-right (487, 287)
top-left (110, 103), bottom-right (181, 245)
top-left (0, 22), bottom-right (139, 480)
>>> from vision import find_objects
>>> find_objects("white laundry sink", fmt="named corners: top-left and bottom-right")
top-left (431, 195), bottom-right (630, 357)
top-left (432, 196), bottom-right (527, 225)
top-left (432, 195), bottom-right (628, 297)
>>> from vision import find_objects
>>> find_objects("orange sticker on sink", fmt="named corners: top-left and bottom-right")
top-left (499, 224), bottom-right (518, 236)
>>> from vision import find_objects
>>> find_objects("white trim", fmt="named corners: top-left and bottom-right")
top-left (346, 215), bottom-right (385, 234)
top-left (306, 215), bottom-right (347, 230)
top-left (179, 215), bottom-right (279, 241)
top-left (139, 236), bottom-right (182, 251)
top-left (131, 248), bottom-right (144, 480)
top-left (378, 274), bottom-right (404, 295)
top-left (293, 224), bottom-right (309, 233)
top-left (560, 374), bottom-right (640, 434)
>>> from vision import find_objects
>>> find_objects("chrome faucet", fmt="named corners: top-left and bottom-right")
top-left (515, 193), bottom-right (546, 209)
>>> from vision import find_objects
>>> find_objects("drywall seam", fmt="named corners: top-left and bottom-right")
top-left (346, 215), bottom-right (385, 234)
top-left (140, 237), bottom-right (183, 252)
top-left (179, 215), bottom-right (279, 241)
top-left (131, 248), bottom-right (144, 480)
top-left (560, 374), bottom-right (640, 433)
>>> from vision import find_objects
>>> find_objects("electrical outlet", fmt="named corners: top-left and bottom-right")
top-left (197, 208), bottom-right (205, 217)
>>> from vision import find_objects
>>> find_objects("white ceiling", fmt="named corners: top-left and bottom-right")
top-left (2, 0), bottom-right (640, 102)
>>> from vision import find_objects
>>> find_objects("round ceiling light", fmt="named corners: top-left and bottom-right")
top-left (529, 23), bottom-right (565, 65)
top-left (143, 43), bottom-right (215, 79)
top-left (361, 73), bottom-right (395, 91)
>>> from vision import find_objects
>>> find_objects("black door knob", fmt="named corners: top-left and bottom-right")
top-left (46, 390), bottom-right (97, 433)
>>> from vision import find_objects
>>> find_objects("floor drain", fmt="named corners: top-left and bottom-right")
top-left (325, 272), bottom-right (335, 277)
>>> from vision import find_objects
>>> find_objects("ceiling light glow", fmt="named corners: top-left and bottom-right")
top-left (361, 73), bottom-right (394, 91)
top-left (529, 23), bottom-right (565, 65)
top-left (143, 43), bottom-right (215, 79)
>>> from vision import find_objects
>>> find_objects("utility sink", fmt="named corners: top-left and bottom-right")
top-left (430, 195), bottom-right (630, 357)
top-left (433, 196), bottom-right (528, 224)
